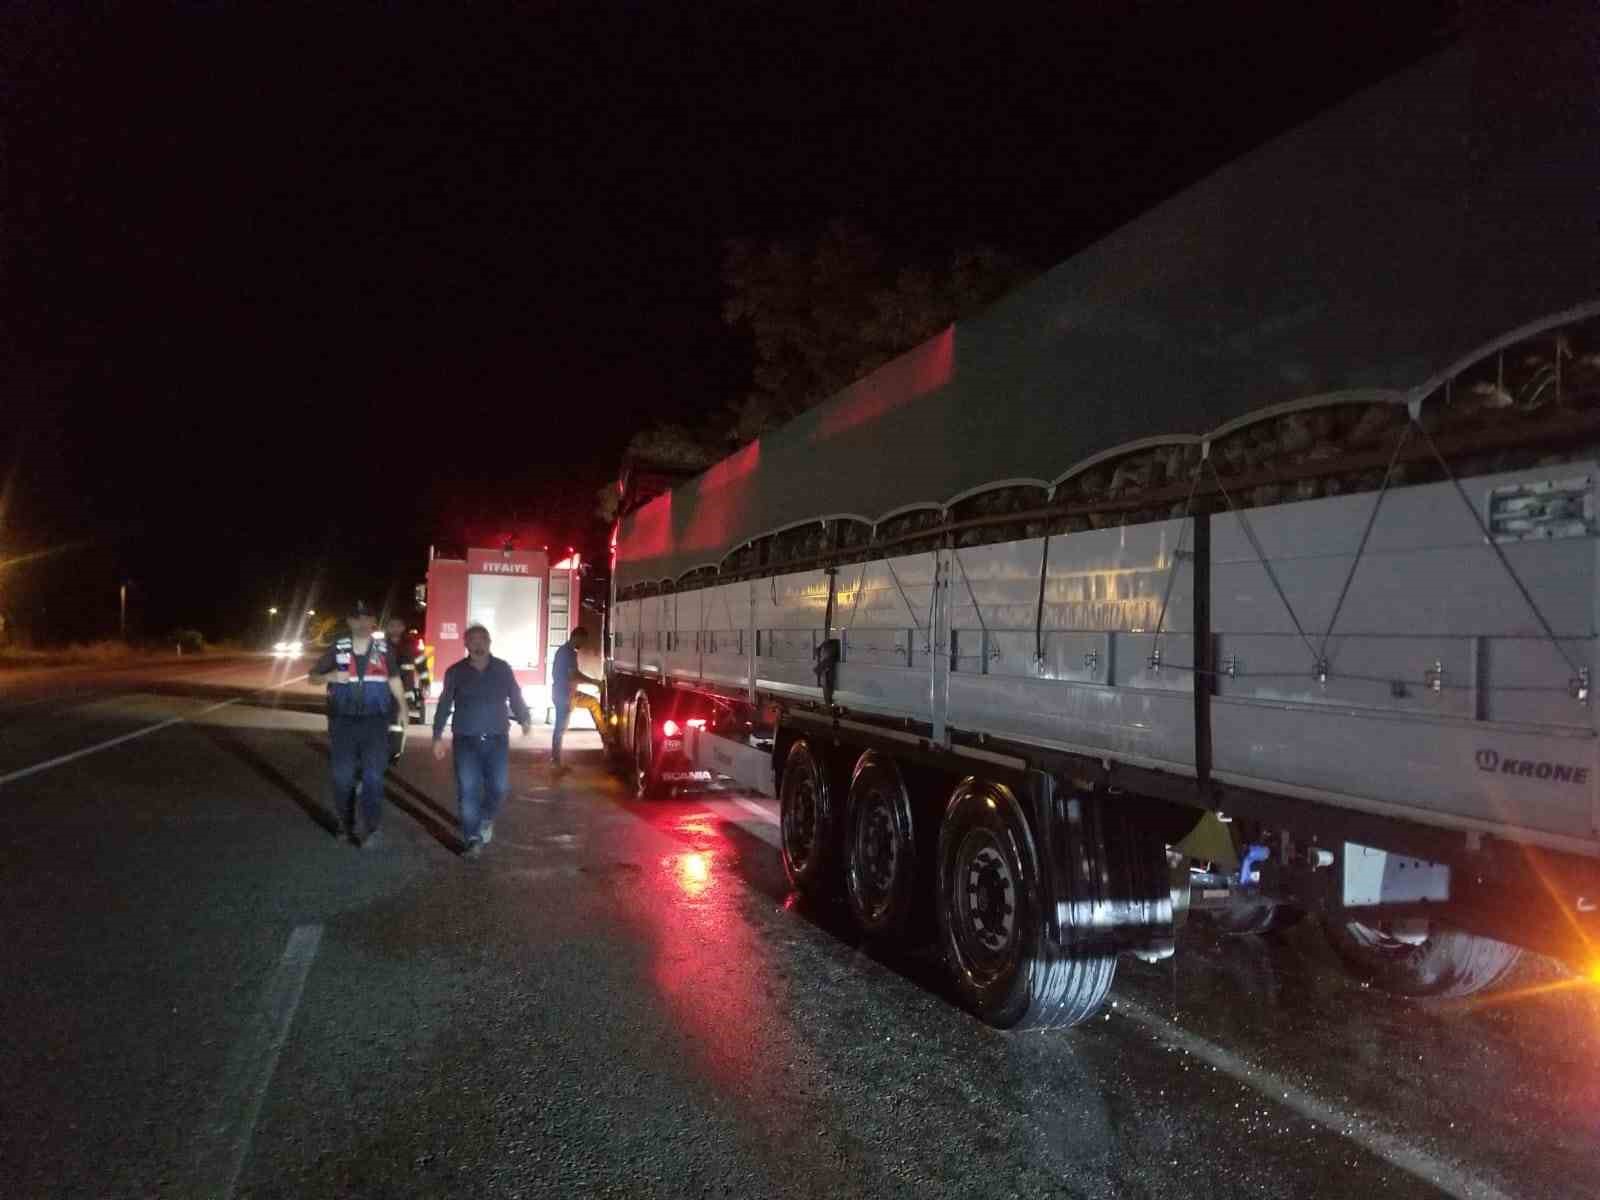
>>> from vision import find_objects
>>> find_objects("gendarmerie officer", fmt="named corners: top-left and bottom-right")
top-left (309, 599), bottom-right (406, 848)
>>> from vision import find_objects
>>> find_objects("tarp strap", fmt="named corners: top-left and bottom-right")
top-left (1414, 418), bottom-right (1583, 677)
top-left (1314, 421), bottom-right (1412, 664)
top-left (952, 549), bottom-right (996, 664)
top-left (1206, 457), bottom-right (1320, 666)
top-left (843, 563), bottom-right (868, 630)
top-left (883, 555), bottom-right (926, 633)
top-left (1033, 534), bottom-right (1051, 669)
top-left (1149, 462), bottom-right (1204, 659)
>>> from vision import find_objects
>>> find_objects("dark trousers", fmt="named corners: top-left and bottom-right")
top-left (330, 715), bottom-right (389, 832)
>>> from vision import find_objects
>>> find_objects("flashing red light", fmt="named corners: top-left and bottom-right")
top-left (662, 719), bottom-right (681, 738)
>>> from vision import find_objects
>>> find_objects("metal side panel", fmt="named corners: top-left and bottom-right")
top-left (686, 729), bottom-right (776, 797)
top-left (831, 552), bottom-right (939, 720)
top-left (1211, 698), bottom-right (1598, 846)
top-left (700, 581), bottom-right (754, 689)
top-left (611, 598), bottom-right (641, 675)
top-left (638, 594), bottom-right (665, 677)
top-left (664, 589), bottom-right (702, 683)
top-left (1210, 466), bottom-right (1598, 644)
top-left (947, 674), bottom-right (1197, 775)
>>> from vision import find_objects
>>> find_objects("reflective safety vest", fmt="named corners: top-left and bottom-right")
top-left (327, 632), bottom-right (394, 718)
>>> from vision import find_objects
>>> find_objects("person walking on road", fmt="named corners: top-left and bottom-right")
top-left (550, 627), bottom-right (606, 776)
top-left (309, 599), bottom-right (406, 848)
top-left (384, 615), bottom-right (417, 763)
top-left (432, 622), bottom-right (532, 860)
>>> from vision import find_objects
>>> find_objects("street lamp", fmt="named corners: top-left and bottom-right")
top-left (268, 606), bottom-right (279, 616)
top-left (307, 609), bottom-right (316, 617)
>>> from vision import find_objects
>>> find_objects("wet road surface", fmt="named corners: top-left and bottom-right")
top-left (2, 656), bottom-right (1597, 1198)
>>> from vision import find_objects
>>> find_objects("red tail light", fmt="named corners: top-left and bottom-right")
top-left (686, 718), bottom-right (707, 730)
top-left (661, 719), bottom-right (681, 738)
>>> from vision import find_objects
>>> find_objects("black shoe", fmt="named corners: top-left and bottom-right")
top-left (462, 839), bottom-right (483, 860)
top-left (334, 819), bottom-right (354, 844)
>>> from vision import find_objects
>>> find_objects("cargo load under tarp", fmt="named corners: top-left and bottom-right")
top-left (616, 8), bottom-right (1599, 591)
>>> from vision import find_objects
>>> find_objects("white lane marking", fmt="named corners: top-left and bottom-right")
top-left (1113, 999), bottom-right (1513, 1200)
top-left (737, 819), bottom-right (781, 850)
top-left (0, 674), bottom-right (307, 788)
top-left (199, 923), bottom-right (323, 1199)
top-left (734, 797), bottom-right (779, 824)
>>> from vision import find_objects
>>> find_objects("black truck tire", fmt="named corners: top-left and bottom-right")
top-left (1324, 918), bottom-right (1524, 999)
top-left (631, 694), bottom-right (661, 800)
top-left (936, 778), bottom-right (1115, 1030)
top-left (844, 753), bottom-right (919, 938)
top-left (779, 739), bottom-right (839, 895)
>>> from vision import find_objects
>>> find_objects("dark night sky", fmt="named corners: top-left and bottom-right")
top-left (1, 1), bottom-right (1456, 641)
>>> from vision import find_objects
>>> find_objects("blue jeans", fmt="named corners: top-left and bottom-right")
top-left (330, 715), bottom-right (388, 832)
top-left (551, 693), bottom-right (605, 765)
top-left (454, 733), bottom-right (509, 844)
top-left (551, 702), bottom-right (571, 766)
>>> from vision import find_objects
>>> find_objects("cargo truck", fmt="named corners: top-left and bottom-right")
top-left (606, 8), bottom-right (1600, 1028)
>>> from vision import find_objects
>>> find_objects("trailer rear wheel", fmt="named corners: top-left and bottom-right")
top-left (631, 694), bottom-right (661, 800)
top-left (844, 753), bottom-right (918, 937)
top-left (779, 739), bottom-right (838, 894)
top-left (1324, 918), bottom-right (1523, 999)
top-left (937, 778), bottom-right (1115, 1030)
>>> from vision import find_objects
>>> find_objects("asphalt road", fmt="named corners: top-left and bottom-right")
top-left (2, 656), bottom-right (1597, 1199)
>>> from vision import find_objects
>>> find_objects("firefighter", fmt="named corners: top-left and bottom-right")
top-left (550, 627), bottom-right (607, 775)
top-left (384, 615), bottom-right (417, 762)
top-left (309, 599), bottom-right (407, 848)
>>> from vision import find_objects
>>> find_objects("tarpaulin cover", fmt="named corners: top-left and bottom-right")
top-left (616, 8), bottom-right (1599, 589)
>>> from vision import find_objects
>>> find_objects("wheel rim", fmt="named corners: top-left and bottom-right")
top-left (783, 768), bottom-right (819, 872)
top-left (852, 789), bottom-right (899, 918)
top-left (952, 827), bottom-right (1018, 983)
top-left (633, 701), bottom-right (653, 796)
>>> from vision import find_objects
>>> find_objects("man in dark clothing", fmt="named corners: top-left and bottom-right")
top-left (384, 615), bottom-right (416, 762)
top-left (309, 599), bottom-right (406, 848)
top-left (432, 622), bottom-right (532, 859)
top-left (550, 627), bottom-right (606, 774)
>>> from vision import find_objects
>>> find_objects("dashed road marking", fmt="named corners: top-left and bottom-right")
top-left (0, 674), bottom-right (307, 788)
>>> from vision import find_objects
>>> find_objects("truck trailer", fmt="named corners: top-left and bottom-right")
top-left (606, 8), bottom-right (1600, 1028)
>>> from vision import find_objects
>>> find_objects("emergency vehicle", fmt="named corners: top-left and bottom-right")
top-left (419, 545), bottom-right (584, 723)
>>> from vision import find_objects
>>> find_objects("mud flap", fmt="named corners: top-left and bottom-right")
top-left (1026, 770), bottom-right (1175, 961)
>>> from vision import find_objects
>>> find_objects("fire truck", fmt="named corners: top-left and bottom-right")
top-left (419, 546), bottom-right (585, 723)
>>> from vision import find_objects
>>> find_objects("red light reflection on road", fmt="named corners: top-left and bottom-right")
top-left (669, 850), bottom-right (712, 898)
top-left (621, 799), bottom-right (824, 1117)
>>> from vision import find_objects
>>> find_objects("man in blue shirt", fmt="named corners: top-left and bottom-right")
top-left (431, 622), bottom-right (532, 859)
top-left (550, 627), bottom-right (606, 775)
